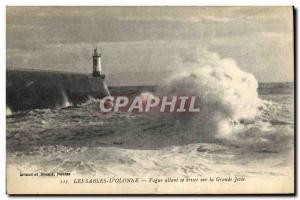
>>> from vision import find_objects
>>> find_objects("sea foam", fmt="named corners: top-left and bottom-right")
top-left (155, 49), bottom-right (292, 151)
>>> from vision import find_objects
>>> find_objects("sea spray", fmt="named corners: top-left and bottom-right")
top-left (60, 90), bottom-right (73, 108)
top-left (6, 106), bottom-right (12, 116)
top-left (154, 50), bottom-right (292, 151)
top-left (157, 50), bottom-right (259, 131)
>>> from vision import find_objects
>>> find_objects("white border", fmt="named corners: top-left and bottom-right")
top-left (1, 1), bottom-right (298, 200)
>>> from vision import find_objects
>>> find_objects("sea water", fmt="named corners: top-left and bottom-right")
top-left (6, 83), bottom-right (294, 178)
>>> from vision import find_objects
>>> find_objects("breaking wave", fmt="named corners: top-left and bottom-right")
top-left (60, 90), bottom-right (73, 108)
top-left (154, 50), bottom-right (293, 152)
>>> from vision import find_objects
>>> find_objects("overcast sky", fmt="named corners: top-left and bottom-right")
top-left (6, 6), bottom-right (293, 83)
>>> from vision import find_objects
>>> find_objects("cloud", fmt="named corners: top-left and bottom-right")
top-left (6, 6), bottom-right (294, 83)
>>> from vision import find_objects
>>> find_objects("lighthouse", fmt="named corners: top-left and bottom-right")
top-left (92, 47), bottom-right (104, 78)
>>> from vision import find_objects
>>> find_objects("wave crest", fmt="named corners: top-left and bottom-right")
top-left (155, 50), bottom-right (292, 151)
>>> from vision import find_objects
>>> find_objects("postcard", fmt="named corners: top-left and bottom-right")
top-left (6, 6), bottom-right (295, 194)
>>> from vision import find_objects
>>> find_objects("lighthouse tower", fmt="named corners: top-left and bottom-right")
top-left (92, 47), bottom-right (104, 78)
